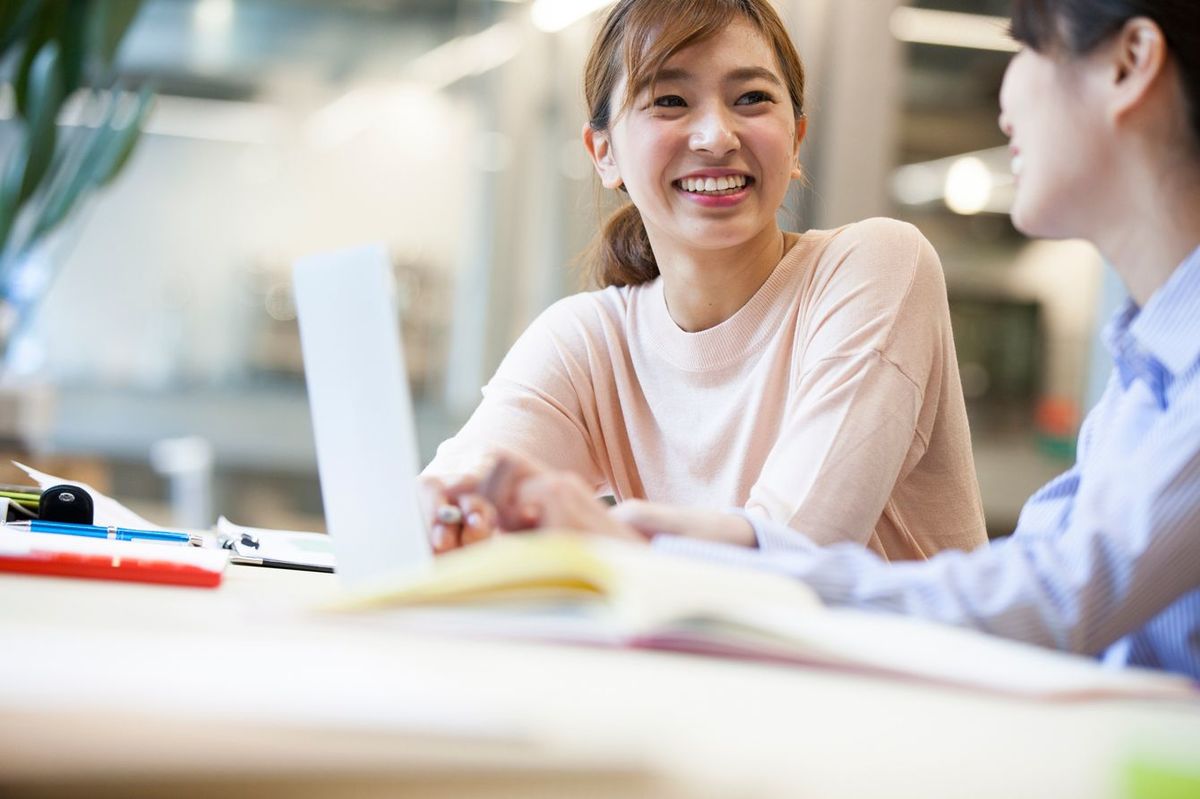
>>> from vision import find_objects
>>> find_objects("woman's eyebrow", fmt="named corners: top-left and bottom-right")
top-left (726, 66), bottom-right (783, 85)
top-left (654, 66), bottom-right (783, 86)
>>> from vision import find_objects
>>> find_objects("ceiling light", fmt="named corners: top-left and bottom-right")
top-left (531, 0), bottom-right (613, 33)
top-left (407, 22), bottom-right (522, 88)
top-left (889, 7), bottom-right (1019, 53)
top-left (944, 156), bottom-right (993, 216)
top-left (193, 0), bottom-right (234, 35)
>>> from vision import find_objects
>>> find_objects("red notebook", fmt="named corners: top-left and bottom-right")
top-left (0, 531), bottom-right (226, 588)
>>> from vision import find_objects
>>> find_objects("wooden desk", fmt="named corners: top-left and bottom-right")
top-left (2, 565), bottom-right (1198, 798)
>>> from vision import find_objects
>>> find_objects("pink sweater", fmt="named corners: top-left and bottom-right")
top-left (426, 218), bottom-right (987, 559)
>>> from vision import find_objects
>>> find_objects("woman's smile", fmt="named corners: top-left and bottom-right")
top-left (587, 16), bottom-right (805, 254)
top-left (673, 171), bottom-right (755, 207)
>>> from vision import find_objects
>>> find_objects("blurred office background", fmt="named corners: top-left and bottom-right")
top-left (0, 0), bottom-right (1118, 535)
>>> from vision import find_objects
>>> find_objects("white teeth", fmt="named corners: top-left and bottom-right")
top-left (679, 175), bottom-right (747, 193)
top-left (1010, 155), bottom-right (1023, 176)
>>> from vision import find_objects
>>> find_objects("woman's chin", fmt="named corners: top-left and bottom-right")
top-left (1009, 191), bottom-right (1080, 241)
top-left (670, 221), bottom-right (779, 252)
top-left (1009, 201), bottom-right (1054, 240)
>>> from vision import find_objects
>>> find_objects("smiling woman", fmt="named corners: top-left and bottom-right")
top-left (420, 0), bottom-right (988, 561)
top-left (463, 0), bottom-right (1200, 680)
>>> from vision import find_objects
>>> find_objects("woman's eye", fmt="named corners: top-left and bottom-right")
top-left (652, 95), bottom-right (686, 108)
top-left (735, 91), bottom-right (773, 106)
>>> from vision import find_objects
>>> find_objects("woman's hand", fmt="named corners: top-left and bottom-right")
top-left (479, 451), bottom-right (646, 543)
top-left (417, 473), bottom-right (500, 554)
top-left (422, 452), bottom-right (755, 552)
top-left (420, 452), bottom-right (639, 552)
top-left (610, 500), bottom-right (757, 547)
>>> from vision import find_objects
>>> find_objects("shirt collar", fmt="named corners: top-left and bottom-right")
top-left (1128, 245), bottom-right (1200, 377)
top-left (1102, 245), bottom-right (1200, 407)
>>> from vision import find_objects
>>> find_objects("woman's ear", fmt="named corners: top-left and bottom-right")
top-left (583, 123), bottom-right (623, 189)
top-left (791, 115), bottom-right (808, 180)
top-left (1108, 17), bottom-right (1168, 123)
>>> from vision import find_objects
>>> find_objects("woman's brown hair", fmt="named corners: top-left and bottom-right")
top-left (583, 0), bottom-right (806, 288)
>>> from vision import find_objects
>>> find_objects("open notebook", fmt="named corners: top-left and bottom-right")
top-left (327, 532), bottom-right (1200, 703)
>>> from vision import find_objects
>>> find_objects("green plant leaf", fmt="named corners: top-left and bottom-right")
top-left (18, 41), bottom-right (64, 205)
top-left (0, 0), bottom-right (41, 64)
top-left (57, 0), bottom-right (90, 97)
top-left (0, 148), bottom-right (27, 258)
top-left (2, 0), bottom-right (154, 287)
top-left (91, 0), bottom-right (144, 68)
top-left (29, 88), bottom-right (125, 241)
top-left (95, 85), bottom-right (154, 186)
top-left (12, 2), bottom-right (64, 119)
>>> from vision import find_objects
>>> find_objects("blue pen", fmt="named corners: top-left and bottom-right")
top-left (2, 519), bottom-right (203, 546)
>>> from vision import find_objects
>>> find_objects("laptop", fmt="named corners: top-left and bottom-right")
top-left (292, 243), bottom-right (433, 588)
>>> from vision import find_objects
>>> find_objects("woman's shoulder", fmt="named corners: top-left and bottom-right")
top-left (537, 283), bottom-right (638, 326)
top-left (810, 216), bottom-right (931, 257)
top-left (497, 288), bottom-right (628, 378)
top-left (803, 217), bottom-right (941, 281)
top-left (519, 284), bottom-right (641, 355)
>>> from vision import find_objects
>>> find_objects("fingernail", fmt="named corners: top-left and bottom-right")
top-left (436, 505), bottom-right (463, 525)
top-left (466, 512), bottom-right (483, 529)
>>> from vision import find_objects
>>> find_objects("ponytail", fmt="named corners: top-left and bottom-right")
top-left (590, 202), bottom-right (658, 288)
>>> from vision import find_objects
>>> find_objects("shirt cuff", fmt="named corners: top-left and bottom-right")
top-left (650, 532), bottom-right (769, 570)
top-left (731, 508), bottom-right (822, 553)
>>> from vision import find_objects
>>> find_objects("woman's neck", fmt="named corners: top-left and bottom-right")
top-left (651, 225), bottom-right (788, 332)
top-left (1094, 154), bottom-right (1200, 307)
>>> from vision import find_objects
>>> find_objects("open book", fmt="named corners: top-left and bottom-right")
top-left (330, 533), bottom-right (1199, 702)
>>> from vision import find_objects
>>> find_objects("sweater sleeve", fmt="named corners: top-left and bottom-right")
top-left (423, 296), bottom-right (606, 489)
top-left (745, 219), bottom-right (952, 546)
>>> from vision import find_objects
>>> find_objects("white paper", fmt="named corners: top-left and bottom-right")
top-left (0, 530), bottom-right (228, 572)
top-left (217, 516), bottom-right (337, 569)
top-left (12, 461), bottom-right (159, 529)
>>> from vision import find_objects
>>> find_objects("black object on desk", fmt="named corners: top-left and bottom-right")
top-left (39, 484), bottom-right (94, 525)
top-left (227, 554), bottom-right (334, 573)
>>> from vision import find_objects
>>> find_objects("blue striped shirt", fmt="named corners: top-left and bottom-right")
top-left (653, 245), bottom-right (1200, 679)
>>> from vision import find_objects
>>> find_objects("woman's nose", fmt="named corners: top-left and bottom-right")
top-left (689, 106), bottom-right (739, 156)
top-left (997, 53), bottom-right (1019, 137)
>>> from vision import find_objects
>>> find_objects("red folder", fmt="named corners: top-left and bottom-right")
top-left (0, 548), bottom-right (223, 588)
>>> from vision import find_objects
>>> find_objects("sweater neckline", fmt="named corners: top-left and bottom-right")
top-left (644, 231), bottom-right (808, 371)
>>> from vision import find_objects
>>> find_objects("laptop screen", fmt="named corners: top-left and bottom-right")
top-left (293, 243), bottom-right (433, 587)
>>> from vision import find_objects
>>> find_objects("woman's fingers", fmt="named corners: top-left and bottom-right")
top-left (437, 473), bottom-right (482, 500)
top-left (428, 455), bottom-right (655, 548)
top-left (479, 451), bottom-right (546, 530)
top-left (516, 472), bottom-right (645, 543)
top-left (459, 493), bottom-right (500, 546)
top-left (431, 520), bottom-right (462, 553)
top-left (419, 475), bottom-right (467, 552)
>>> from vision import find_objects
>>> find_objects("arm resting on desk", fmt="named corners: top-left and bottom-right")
top-left (653, 442), bottom-right (1200, 664)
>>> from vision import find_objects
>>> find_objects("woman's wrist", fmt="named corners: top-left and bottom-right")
top-left (610, 501), bottom-right (758, 547)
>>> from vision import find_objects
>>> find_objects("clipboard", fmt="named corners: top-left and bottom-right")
top-left (217, 517), bottom-right (336, 574)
